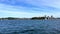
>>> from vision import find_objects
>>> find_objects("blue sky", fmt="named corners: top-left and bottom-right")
top-left (0, 0), bottom-right (60, 18)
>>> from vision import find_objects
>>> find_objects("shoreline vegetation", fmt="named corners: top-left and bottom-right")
top-left (0, 15), bottom-right (60, 20)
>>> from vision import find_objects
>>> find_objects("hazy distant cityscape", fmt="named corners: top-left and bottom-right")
top-left (0, 15), bottom-right (60, 20)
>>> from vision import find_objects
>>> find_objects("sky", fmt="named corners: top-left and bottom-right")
top-left (0, 0), bottom-right (60, 18)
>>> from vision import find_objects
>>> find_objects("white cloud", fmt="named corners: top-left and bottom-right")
top-left (21, 0), bottom-right (60, 8)
top-left (0, 0), bottom-right (60, 17)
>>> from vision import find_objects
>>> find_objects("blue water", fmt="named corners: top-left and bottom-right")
top-left (0, 20), bottom-right (60, 34)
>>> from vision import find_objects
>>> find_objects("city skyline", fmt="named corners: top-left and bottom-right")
top-left (0, 0), bottom-right (60, 18)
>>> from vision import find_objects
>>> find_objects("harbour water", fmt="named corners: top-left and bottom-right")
top-left (0, 20), bottom-right (59, 34)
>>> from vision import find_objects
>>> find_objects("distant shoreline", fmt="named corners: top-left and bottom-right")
top-left (0, 17), bottom-right (60, 20)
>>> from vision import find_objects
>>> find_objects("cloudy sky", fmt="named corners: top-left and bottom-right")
top-left (0, 0), bottom-right (60, 18)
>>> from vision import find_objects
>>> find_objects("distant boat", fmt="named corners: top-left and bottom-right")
top-left (45, 17), bottom-right (48, 20)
